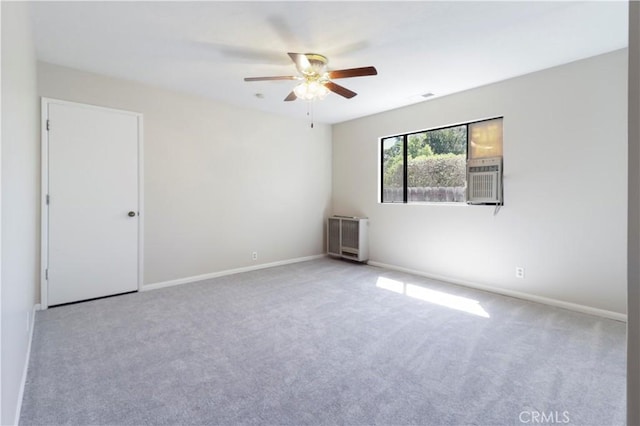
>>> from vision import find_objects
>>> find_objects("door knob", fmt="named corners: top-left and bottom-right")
top-left (128, 211), bottom-right (136, 217)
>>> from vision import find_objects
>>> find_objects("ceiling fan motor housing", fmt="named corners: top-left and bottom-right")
top-left (299, 53), bottom-right (328, 76)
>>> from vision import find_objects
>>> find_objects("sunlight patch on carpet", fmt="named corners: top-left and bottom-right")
top-left (376, 276), bottom-right (490, 318)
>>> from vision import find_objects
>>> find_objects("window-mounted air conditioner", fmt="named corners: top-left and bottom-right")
top-left (467, 156), bottom-right (503, 205)
top-left (327, 216), bottom-right (369, 263)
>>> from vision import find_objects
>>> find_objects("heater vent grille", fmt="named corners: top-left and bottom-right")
top-left (341, 220), bottom-right (359, 249)
top-left (328, 218), bottom-right (341, 254)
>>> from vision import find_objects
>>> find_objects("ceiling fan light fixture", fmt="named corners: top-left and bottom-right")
top-left (293, 80), bottom-right (329, 101)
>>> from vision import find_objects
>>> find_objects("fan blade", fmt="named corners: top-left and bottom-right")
top-left (244, 76), bottom-right (297, 82)
top-left (217, 45), bottom-right (291, 64)
top-left (269, 17), bottom-right (302, 50)
top-left (328, 66), bottom-right (377, 79)
top-left (284, 91), bottom-right (297, 102)
top-left (288, 52), bottom-right (302, 63)
top-left (325, 81), bottom-right (357, 99)
top-left (288, 52), bottom-right (310, 70)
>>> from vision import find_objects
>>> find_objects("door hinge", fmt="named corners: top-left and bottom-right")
top-left (45, 269), bottom-right (48, 280)
top-left (46, 194), bottom-right (50, 205)
top-left (46, 120), bottom-right (50, 131)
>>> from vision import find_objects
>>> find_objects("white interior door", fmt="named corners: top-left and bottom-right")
top-left (45, 100), bottom-right (141, 306)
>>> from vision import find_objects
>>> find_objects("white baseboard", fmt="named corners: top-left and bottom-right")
top-left (367, 261), bottom-right (627, 323)
top-left (143, 254), bottom-right (326, 292)
top-left (15, 303), bottom-right (41, 426)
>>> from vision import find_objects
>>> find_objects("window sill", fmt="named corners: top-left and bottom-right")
top-left (380, 201), bottom-right (468, 207)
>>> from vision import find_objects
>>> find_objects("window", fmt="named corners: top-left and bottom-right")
top-left (469, 119), bottom-right (504, 159)
top-left (381, 117), bottom-right (503, 203)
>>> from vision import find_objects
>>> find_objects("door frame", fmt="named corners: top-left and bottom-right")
top-left (40, 98), bottom-right (144, 309)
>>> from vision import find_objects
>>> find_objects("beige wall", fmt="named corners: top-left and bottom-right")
top-left (628, 2), bottom-right (639, 423)
top-left (37, 62), bottom-right (332, 285)
top-left (1, 2), bottom-right (41, 424)
top-left (333, 49), bottom-right (628, 315)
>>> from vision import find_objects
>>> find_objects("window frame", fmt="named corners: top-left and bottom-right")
top-left (380, 116), bottom-right (503, 204)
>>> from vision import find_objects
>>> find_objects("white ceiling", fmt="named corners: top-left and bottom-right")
top-left (29, 1), bottom-right (629, 124)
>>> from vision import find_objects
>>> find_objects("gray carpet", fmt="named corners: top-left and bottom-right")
top-left (20, 258), bottom-right (625, 425)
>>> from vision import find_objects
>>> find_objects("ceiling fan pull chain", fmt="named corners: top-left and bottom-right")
top-left (306, 101), bottom-right (313, 128)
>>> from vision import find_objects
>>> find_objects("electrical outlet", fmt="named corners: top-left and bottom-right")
top-left (252, 251), bottom-right (258, 261)
top-left (515, 267), bottom-right (525, 279)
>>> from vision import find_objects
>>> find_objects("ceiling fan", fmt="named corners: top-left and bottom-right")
top-left (244, 52), bottom-right (377, 102)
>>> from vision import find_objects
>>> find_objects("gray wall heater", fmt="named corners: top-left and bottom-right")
top-left (327, 216), bottom-right (369, 263)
